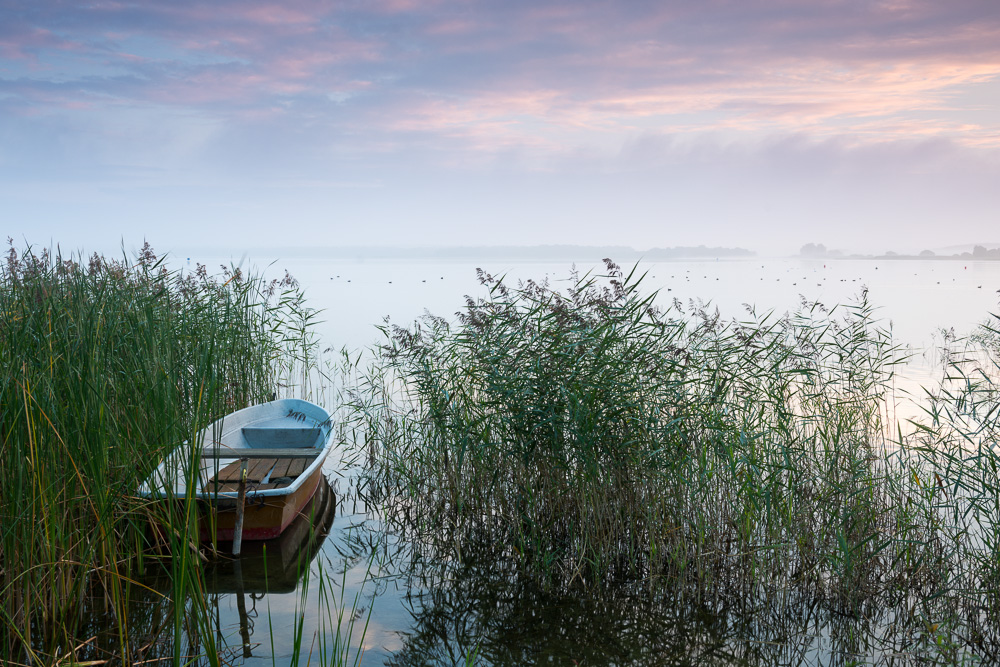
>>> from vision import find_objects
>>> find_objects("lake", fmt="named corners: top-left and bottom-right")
top-left (151, 253), bottom-right (1000, 664)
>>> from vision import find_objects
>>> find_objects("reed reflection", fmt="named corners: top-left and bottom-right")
top-left (380, 530), bottom-right (993, 666)
top-left (111, 476), bottom-right (338, 665)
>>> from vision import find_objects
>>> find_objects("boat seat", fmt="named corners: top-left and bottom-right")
top-left (241, 425), bottom-right (321, 448)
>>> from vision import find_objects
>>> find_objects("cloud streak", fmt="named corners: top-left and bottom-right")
top-left (3, 0), bottom-right (1000, 252)
top-left (4, 2), bottom-right (998, 131)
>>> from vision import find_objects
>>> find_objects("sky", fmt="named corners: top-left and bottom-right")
top-left (2, 0), bottom-right (1000, 256)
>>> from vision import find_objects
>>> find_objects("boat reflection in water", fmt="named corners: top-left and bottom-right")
top-left (135, 475), bottom-right (338, 663)
top-left (207, 472), bottom-right (337, 593)
top-left (212, 474), bottom-right (337, 659)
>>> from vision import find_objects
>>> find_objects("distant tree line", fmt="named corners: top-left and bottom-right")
top-left (800, 243), bottom-right (1000, 260)
top-left (910, 245), bottom-right (1000, 260)
top-left (799, 243), bottom-right (844, 258)
top-left (973, 245), bottom-right (1000, 259)
top-left (276, 245), bottom-right (757, 261)
top-left (800, 243), bottom-right (827, 257)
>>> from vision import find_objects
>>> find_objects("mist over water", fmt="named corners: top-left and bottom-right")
top-left (192, 255), bottom-right (1000, 350)
top-left (193, 253), bottom-right (1000, 406)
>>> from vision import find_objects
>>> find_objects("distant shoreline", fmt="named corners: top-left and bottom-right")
top-left (172, 244), bottom-right (1000, 262)
top-left (801, 253), bottom-right (1000, 262)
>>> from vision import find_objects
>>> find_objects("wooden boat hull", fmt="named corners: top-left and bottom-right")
top-left (200, 464), bottom-right (325, 541)
top-left (143, 477), bottom-right (337, 595)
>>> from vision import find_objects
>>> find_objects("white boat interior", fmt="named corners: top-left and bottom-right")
top-left (139, 399), bottom-right (334, 501)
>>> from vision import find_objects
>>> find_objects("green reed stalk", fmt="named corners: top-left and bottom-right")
top-left (0, 242), bottom-right (313, 664)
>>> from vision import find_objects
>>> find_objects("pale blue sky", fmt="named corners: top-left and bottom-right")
top-left (3, 1), bottom-right (999, 256)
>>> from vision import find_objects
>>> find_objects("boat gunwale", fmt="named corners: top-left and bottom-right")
top-left (138, 399), bottom-right (335, 501)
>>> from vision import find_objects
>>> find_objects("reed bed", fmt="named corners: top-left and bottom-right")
top-left (353, 259), bottom-right (1000, 657)
top-left (0, 242), bottom-right (313, 664)
top-left (909, 312), bottom-right (1000, 634)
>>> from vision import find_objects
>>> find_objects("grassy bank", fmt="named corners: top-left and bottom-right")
top-left (0, 242), bottom-right (312, 663)
top-left (355, 259), bottom-right (1000, 657)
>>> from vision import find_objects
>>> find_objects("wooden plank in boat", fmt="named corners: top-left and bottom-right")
top-left (206, 459), bottom-right (272, 492)
top-left (211, 460), bottom-right (242, 484)
top-left (205, 454), bottom-right (316, 492)
top-left (285, 458), bottom-right (310, 478)
top-left (249, 459), bottom-right (276, 482)
top-left (212, 458), bottom-right (274, 484)
top-left (270, 458), bottom-right (293, 478)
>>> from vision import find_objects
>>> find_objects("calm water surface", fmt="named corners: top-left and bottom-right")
top-left (194, 254), bottom-right (1000, 354)
top-left (161, 254), bottom-right (1000, 665)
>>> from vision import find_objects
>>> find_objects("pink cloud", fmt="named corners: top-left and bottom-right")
top-left (425, 18), bottom-right (478, 36)
top-left (367, 39), bottom-right (1000, 155)
top-left (368, 0), bottom-right (454, 14)
top-left (5, 0), bottom-right (1000, 160)
top-left (0, 26), bottom-right (86, 62)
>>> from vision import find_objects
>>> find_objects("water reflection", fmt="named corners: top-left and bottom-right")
top-left (381, 542), bottom-right (993, 666)
top-left (65, 461), bottom-right (1000, 665)
top-left (204, 475), bottom-right (337, 595)
top-left (351, 471), bottom-right (998, 667)
top-left (208, 476), bottom-right (337, 659)
top-left (385, 551), bottom-right (738, 666)
top-left (120, 476), bottom-right (339, 665)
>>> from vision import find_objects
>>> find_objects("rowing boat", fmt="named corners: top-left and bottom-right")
top-left (139, 398), bottom-right (335, 542)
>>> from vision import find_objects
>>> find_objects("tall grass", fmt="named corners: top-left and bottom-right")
top-left (910, 311), bottom-right (1000, 637)
top-left (353, 259), bottom-right (995, 641)
top-left (0, 241), bottom-right (312, 663)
